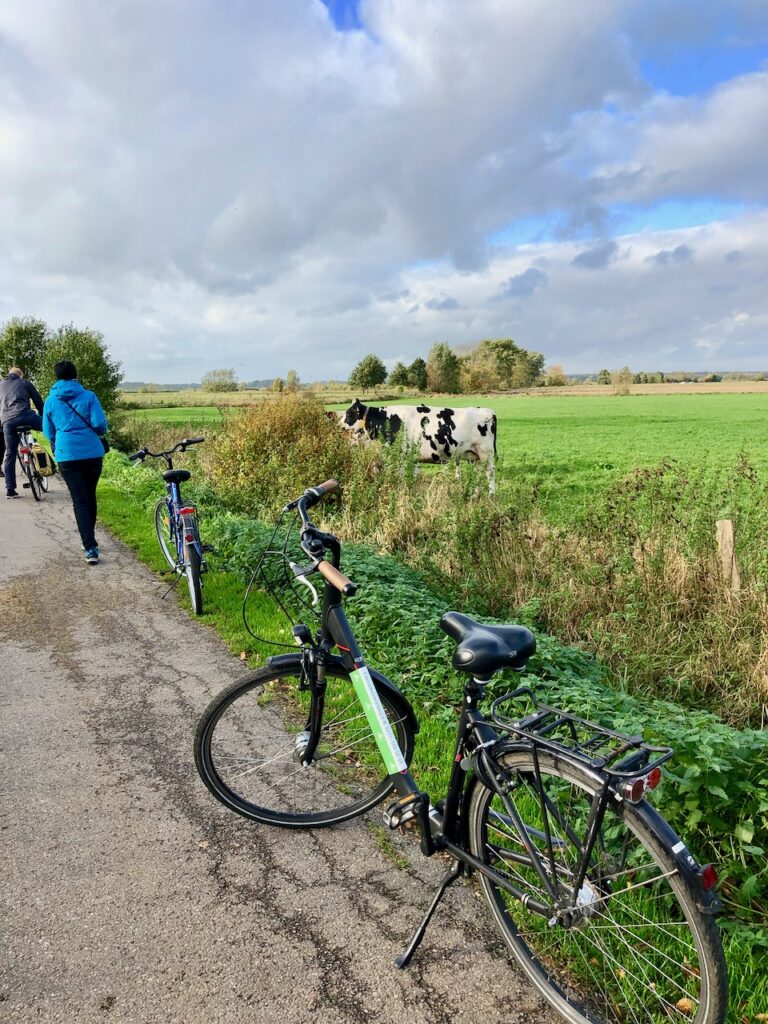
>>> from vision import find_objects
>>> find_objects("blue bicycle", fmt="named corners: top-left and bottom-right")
top-left (130, 437), bottom-right (207, 614)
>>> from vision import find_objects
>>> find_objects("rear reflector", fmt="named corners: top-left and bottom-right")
top-left (622, 778), bottom-right (646, 802)
top-left (700, 864), bottom-right (718, 891)
top-left (622, 767), bottom-right (663, 803)
top-left (178, 507), bottom-right (195, 515)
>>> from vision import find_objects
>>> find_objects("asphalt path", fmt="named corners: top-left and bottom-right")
top-left (1, 480), bottom-right (553, 1024)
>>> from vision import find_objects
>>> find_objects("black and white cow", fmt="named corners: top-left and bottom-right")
top-left (340, 399), bottom-right (497, 490)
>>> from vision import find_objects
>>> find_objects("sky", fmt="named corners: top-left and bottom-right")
top-left (1, 0), bottom-right (767, 382)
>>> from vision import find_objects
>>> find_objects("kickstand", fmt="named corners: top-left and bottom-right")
top-left (395, 859), bottom-right (463, 969)
top-left (160, 570), bottom-right (182, 601)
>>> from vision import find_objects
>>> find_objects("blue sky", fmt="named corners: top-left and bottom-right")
top-left (1, 1), bottom-right (766, 378)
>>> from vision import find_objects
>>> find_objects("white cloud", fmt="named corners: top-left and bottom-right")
top-left (0, 1), bottom-right (766, 378)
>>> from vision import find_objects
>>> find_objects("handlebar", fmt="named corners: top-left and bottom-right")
top-left (284, 479), bottom-right (358, 596)
top-left (129, 437), bottom-right (205, 463)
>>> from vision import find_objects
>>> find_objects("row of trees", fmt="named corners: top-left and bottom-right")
top-left (0, 317), bottom-right (123, 412)
top-left (199, 368), bottom-right (303, 392)
top-left (349, 339), bottom-right (545, 393)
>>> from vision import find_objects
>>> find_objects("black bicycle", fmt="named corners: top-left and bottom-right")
top-left (194, 480), bottom-right (728, 1024)
top-left (129, 438), bottom-right (207, 614)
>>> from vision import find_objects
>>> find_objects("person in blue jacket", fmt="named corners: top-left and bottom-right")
top-left (43, 360), bottom-right (108, 564)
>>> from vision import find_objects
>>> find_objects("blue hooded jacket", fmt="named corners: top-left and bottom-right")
top-left (43, 379), bottom-right (108, 462)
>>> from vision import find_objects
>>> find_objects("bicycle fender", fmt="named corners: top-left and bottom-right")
top-left (265, 653), bottom-right (303, 672)
top-left (629, 800), bottom-right (723, 913)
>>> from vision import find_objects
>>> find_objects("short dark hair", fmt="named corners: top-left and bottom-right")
top-left (54, 360), bottom-right (78, 380)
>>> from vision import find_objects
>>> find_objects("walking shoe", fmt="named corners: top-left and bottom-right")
top-left (6, 489), bottom-right (18, 498)
top-left (85, 547), bottom-right (100, 564)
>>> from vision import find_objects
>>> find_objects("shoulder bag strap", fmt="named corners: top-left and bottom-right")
top-left (62, 397), bottom-right (101, 436)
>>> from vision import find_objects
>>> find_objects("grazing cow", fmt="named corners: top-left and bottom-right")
top-left (340, 398), bottom-right (497, 491)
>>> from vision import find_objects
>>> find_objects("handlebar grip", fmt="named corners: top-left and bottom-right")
top-left (128, 450), bottom-right (145, 462)
top-left (301, 478), bottom-right (340, 510)
top-left (317, 559), bottom-right (357, 597)
top-left (184, 437), bottom-right (205, 445)
top-left (313, 479), bottom-right (339, 496)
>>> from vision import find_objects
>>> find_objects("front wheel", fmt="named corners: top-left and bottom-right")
top-left (185, 542), bottom-right (203, 615)
top-left (194, 659), bottom-right (416, 827)
top-left (468, 748), bottom-right (727, 1024)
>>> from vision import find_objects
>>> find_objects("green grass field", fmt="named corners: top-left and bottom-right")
top-left (125, 391), bottom-right (768, 521)
top-left (331, 393), bottom-right (768, 520)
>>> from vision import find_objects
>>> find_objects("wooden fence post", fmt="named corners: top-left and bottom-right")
top-left (715, 519), bottom-right (741, 593)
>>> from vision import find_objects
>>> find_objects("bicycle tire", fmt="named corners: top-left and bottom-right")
top-left (23, 457), bottom-right (42, 501)
top-left (194, 658), bottom-right (416, 827)
top-left (154, 498), bottom-right (176, 569)
top-left (38, 471), bottom-right (49, 493)
top-left (468, 748), bottom-right (727, 1024)
top-left (185, 542), bottom-right (203, 615)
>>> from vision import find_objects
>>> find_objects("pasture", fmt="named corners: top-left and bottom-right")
top-left (329, 392), bottom-right (768, 521)
top-left (126, 390), bottom-right (768, 521)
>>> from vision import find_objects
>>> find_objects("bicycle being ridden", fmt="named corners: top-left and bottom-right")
top-left (130, 438), bottom-right (208, 614)
top-left (195, 480), bottom-right (727, 1024)
top-left (14, 425), bottom-right (54, 501)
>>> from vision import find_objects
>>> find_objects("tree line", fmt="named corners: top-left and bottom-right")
top-left (0, 316), bottom-right (123, 412)
top-left (349, 338), bottom-right (545, 392)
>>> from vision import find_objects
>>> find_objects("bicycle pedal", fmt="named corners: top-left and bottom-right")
top-left (383, 793), bottom-right (421, 830)
top-left (22, 482), bottom-right (30, 488)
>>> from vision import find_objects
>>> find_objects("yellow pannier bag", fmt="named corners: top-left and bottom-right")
top-left (31, 443), bottom-right (55, 477)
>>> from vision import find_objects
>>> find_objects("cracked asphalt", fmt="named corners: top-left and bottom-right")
top-left (1, 482), bottom-right (554, 1024)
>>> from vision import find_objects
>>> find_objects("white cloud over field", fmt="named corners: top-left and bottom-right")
top-left (0, 0), bottom-right (766, 379)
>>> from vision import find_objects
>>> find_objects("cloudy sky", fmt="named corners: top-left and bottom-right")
top-left (1, 0), bottom-right (766, 382)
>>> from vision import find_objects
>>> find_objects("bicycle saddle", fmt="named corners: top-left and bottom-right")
top-left (162, 469), bottom-right (191, 483)
top-left (440, 611), bottom-right (536, 680)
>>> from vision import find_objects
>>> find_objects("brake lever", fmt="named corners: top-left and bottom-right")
top-left (289, 561), bottom-right (320, 607)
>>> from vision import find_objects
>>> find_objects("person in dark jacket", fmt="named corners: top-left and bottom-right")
top-left (43, 361), bottom-right (108, 564)
top-left (0, 367), bottom-right (44, 498)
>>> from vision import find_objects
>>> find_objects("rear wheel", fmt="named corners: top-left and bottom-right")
top-left (38, 471), bottom-right (49, 493)
top-left (468, 749), bottom-right (727, 1024)
top-left (194, 660), bottom-right (416, 827)
top-left (185, 542), bottom-right (203, 615)
top-left (154, 498), bottom-right (176, 568)
top-left (19, 454), bottom-right (41, 501)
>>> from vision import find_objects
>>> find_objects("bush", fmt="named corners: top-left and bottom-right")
top-left (200, 393), bottom-right (362, 516)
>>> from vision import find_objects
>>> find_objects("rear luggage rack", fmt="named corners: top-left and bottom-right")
top-left (490, 686), bottom-right (674, 779)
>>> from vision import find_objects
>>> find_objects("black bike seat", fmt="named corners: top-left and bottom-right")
top-left (162, 469), bottom-right (191, 483)
top-left (440, 611), bottom-right (536, 680)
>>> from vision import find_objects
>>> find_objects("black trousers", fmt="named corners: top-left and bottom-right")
top-left (58, 457), bottom-right (103, 550)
